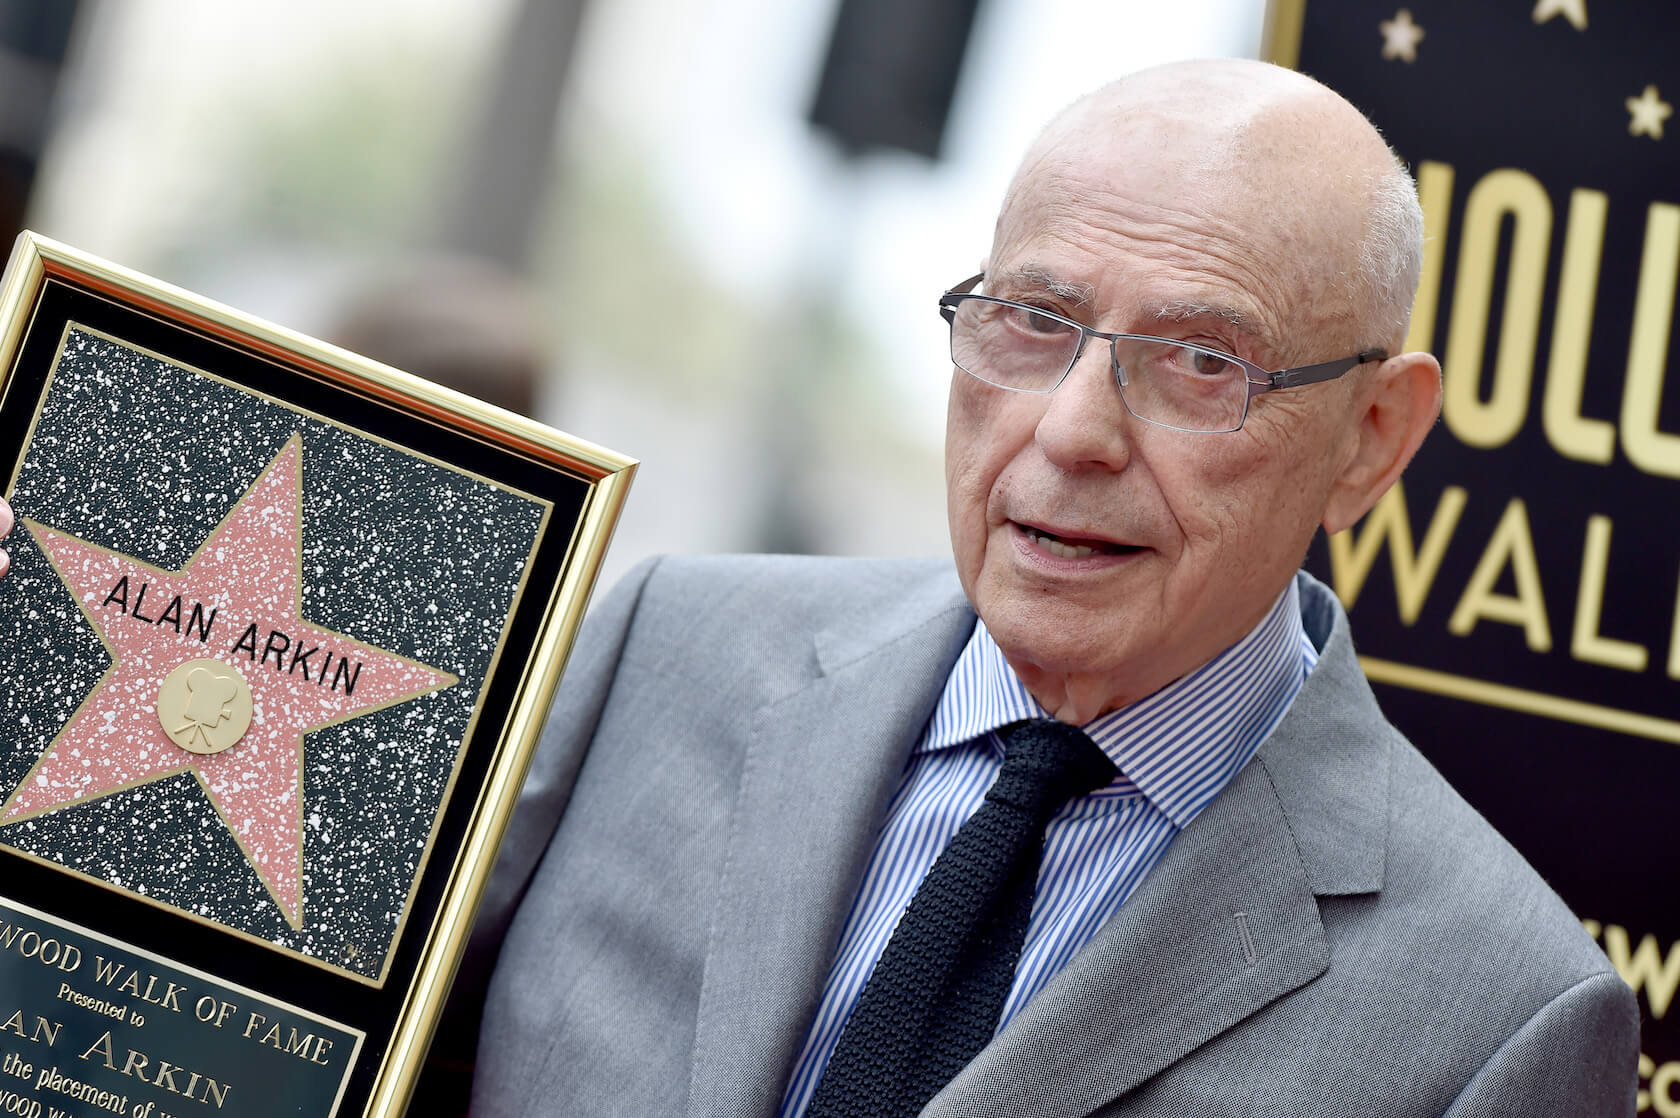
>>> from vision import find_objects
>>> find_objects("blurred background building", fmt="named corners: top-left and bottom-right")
top-left (13, 0), bottom-right (1269, 587)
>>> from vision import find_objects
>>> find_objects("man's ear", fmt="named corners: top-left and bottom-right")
top-left (1322, 351), bottom-right (1442, 535)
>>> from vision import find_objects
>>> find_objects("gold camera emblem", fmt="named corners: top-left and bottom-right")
top-left (157, 659), bottom-right (254, 755)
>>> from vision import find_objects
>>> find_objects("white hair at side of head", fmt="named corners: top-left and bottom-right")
top-left (1357, 149), bottom-right (1425, 348)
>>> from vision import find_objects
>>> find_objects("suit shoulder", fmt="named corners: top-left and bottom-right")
top-left (1358, 730), bottom-right (1621, 996)
top-left (592, 554), bottom-right (968, 699)
top-left (1285, 576), bottom-right (1615, 994)
top-left (624, 554), bottom-right (961, 634)
top-left (635, 553), bottom-right (956, 600)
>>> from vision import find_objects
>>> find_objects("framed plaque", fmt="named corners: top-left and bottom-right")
top-left (0, 233), bottom-right (635, 1116)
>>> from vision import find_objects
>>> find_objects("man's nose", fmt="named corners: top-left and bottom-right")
top-left (1034, 342), bottom-right (1134, 470)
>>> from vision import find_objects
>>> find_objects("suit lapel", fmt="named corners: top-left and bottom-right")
top-left (686, 578), bottom-right (975, 1118)
top-left (924, 575), bottom-right (1390, 1118)
top-left (923, 755), bottom-right (1330, 1118)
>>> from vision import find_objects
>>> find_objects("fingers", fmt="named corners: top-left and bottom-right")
top-left (0, 496), bottom-right (11, 578)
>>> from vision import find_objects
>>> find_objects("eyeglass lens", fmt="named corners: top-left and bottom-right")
top-left (946, 299), bottom-right (1249, 433)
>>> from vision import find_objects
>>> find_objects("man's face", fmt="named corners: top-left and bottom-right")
top-left (945, 129), bottom-right (1365, 720)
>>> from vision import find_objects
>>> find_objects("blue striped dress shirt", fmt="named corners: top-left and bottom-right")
top-left (777, 580), bottom-right (1319, 1117)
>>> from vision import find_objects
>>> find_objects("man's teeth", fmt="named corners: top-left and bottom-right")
top-left (1025, 528), bottom-right (1099, 559)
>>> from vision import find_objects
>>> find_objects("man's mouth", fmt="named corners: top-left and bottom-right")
top-left (1017, 524), bottom-right (1139, 560)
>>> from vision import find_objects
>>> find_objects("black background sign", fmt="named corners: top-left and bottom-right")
top-left (1279, 0), bottom-right (1680, 1106)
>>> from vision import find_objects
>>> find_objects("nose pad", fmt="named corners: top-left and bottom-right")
top-left (1035, 340), bottom-right (1135, 470)
top-left (1054, 341), bottom-right (1130, 416)
top-left (1109, 350), bottom-right (1148, 425)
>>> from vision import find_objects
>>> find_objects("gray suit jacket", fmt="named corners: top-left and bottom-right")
top-left (468, 555), bottom-right (1637, 1116)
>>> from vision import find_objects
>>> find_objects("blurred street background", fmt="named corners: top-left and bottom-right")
top-left (10, 0), bottom-right (1269, 587)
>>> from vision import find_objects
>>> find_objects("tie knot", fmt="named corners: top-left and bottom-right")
top-left (991, 719), bottom-right (1117, 817)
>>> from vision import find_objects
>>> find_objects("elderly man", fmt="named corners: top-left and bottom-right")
top-left (451, 59), bottom-right (1635, 1115)
top-left (0, 59), bottom-right (1637, 1116)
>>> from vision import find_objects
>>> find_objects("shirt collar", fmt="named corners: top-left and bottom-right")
top-left (921, 580), bottom-right (1314, 828)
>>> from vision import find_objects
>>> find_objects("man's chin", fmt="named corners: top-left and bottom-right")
top-left (983, 615), bottom-right (1148, 705)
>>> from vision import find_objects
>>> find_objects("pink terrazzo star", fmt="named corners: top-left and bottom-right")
top-left (2, 436), bottom-right (456, 926)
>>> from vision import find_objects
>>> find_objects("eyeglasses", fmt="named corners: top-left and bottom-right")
top-left (938, 274), bottom-right (1386, 434)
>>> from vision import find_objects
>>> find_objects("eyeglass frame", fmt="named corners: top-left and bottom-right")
top-left (937, 273), bottom-right (1388, 433)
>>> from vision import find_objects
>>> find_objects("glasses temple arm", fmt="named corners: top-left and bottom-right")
top-left (1268, 347), bottom-right (1388, 389)
top-left (938, 274), bottom-right (987, 324)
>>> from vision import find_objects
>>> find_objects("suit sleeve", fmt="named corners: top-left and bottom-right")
top-left (417, 556), bottom-right (664, 1109)
top-left (465, 554), bottom-right (664, 957)
top-left (1442, 970), bottom-right (1639, 1117)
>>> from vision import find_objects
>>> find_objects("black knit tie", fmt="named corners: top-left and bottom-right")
top-left (805, 718), bottom-right (1117, 1118)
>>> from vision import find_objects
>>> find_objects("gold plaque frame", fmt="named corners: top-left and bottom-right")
top-left (0, 232), bottom-right (634, 1117)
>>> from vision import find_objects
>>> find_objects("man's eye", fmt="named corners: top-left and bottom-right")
top-left (1191, 349), bottom-right (1234, 376)
top-left (1007, 306), bottom-right (1066, 335)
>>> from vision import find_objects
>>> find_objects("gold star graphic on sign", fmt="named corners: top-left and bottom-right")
top-left (1379, 9), bottom-right (1425, 62)
top-left (1627, 85), bottom-right (1672, 139)
top-left (1532, 0), bottom-right (1587, 30)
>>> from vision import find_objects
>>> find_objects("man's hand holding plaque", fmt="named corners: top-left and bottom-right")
top-left (1, 494), bottom-right (11, 577)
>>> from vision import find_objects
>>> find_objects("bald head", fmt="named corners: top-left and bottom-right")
top-left (999, 59), bottom-right (1422, 351)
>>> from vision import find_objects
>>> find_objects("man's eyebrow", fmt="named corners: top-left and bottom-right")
top-left (993, 265), bottom-right (1094, 306)
top-left (1152, 299), bottom-right (1250, 328)
top-left (1151, 300), bottom-right (1279, 358)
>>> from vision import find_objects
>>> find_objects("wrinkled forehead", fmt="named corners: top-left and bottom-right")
top-left (998, 114), bottom-right (1280, 247)
top-left (991, 86), bottom-right (1373, 344)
